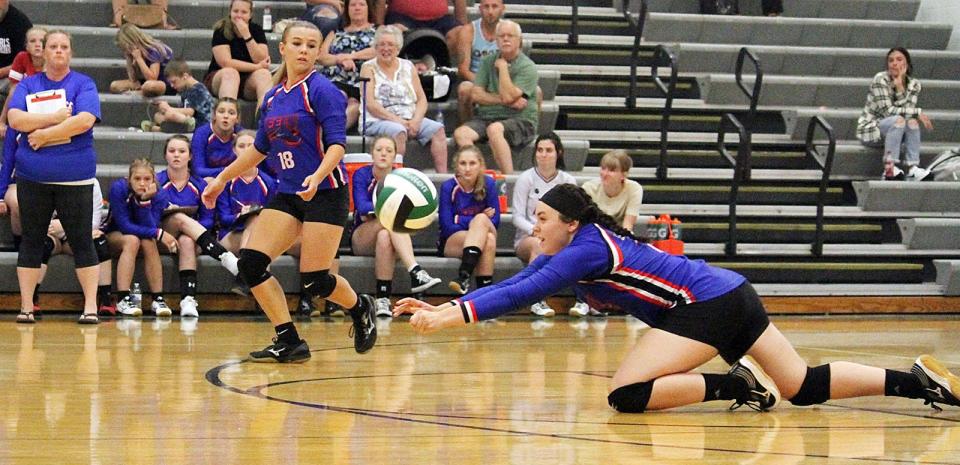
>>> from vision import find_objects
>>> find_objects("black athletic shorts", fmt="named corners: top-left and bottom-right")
top-left (652, 281), bottom-right (770, 364)
top-left (265, 186), bottom-right (349, 226)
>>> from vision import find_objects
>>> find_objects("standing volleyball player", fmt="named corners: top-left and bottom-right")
top-left (397, 184), bottom-right (960, 413)
top-left (203, 21), bottom-right (377, 363)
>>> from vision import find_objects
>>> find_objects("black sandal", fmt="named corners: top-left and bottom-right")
top-left (78, 313), bottom-right (100, 325)
top-left (16, 312), bottom-right (35, 324)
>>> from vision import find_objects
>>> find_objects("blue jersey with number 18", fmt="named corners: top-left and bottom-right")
top-left (253, 70), bottom-right (348, 195)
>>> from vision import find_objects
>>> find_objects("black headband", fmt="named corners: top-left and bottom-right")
top-left (541, 185), bottom-right (587, 221)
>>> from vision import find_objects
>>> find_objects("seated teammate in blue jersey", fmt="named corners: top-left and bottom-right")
top-left (396, 184), bottom-right (960, 413)
top-left (156, 135), bottom-right (241, 317)
top-left (215, 130), bottom-right (276, 252)
top-left (191, 98), bottom-right (243, 181)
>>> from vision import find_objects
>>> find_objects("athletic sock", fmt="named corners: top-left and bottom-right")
top-left (179, 269), bottom-right (198, 297)
top-left (196, 230), bottom-right (228, 259)
top-left (703, 373), bottom-right (748, 402)
top-left (376, 280), bottom-right (392, 299)
top-left (885, 369), bottom-right (925, 399)
top-left (459, 246), bottom-right (481, 278)
top-left (475, 275), bottom-right (493, 289)
top-left (275, 322), bottom-right (300, 346)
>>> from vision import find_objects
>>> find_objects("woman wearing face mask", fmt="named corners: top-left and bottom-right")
top-left (856, 47), bottom-right (934, 181)
top-left (396, 183), bottom-right (960, 415)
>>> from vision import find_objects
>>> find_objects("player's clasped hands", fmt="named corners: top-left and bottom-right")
top-left (394, 297), bottom-right (443, 334)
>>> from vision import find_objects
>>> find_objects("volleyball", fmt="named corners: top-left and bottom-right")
top-left (375, 168), bottom-right (438, 233)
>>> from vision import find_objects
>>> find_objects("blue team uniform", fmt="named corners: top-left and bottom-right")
top-left (156, 170), bottom-right (214, 230)
top-left (253, 69), bottom-right (348, 194)
top-left (351, 164), bottom-right (378, 229)
top-left (0, 127), bottom-right (18, 199)
top-left (191, 123), bottom-right (243, 179)
top-left (455, 224), bottom-right (746, 325)
top-left (215, 171), bottom-right (276, 238)
top-left (107, 178), bottom-right (167, 239)
top-left (438, 175), bottom-right (501, 248)
top-left (8, 71), bottom-right (101, 182)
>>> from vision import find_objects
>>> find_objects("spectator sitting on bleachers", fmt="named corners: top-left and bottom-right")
top-left (0, 0), bottom-right (33, 130)
top-left (512, 132), bottom-right (576, 317)
top-left (192, 97), bottom-right (243, 181)
top-left (155, 134), bottom-right (240, 318)
top-left (453, 20), bottom-right (538, 174)
top-left (360, 25), bottom-right (448, 172)
top-left (455, 0), bottom-right (502, 123)
top-left (110, 0), bottom-right (175, 29)
top-left (109, 24), bottom-right (174, 97)
top-left (440, 145), bottom-right (499, 295)
top-left (856, 47), bottom-right (933, 181)
top-left (318, 0), bottom-right (377, 130)
top-left (373, 0), bottom-right (466, 55)
top-left (106, 158), bottom-right (176, 318)
top-left (761, 0), bottom-right (782, 16)
top-left (302, 0), bottom-right (344, 38)
top-left (206, 0), bottom-right (273, 107)
top-left (216, 130), bottom-right (275, 254)
top-left (144, 59), bottom-right (215, 133)
top-left (0, 26), bottom-right (44, 138)
top-left (351, 136), bottom-right (442, 317)
top-left (581, 149), bottom-right (643, 232)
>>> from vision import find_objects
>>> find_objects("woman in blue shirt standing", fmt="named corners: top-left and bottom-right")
top-left (203, 21), bottom-right (377, 363)
top-left (7, 30), bottom-right (102, 324)
top-left (397, 184), bottom-right (960, 414)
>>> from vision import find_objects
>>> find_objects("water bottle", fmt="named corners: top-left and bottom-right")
top-left (131, 282), bottom-right (142, 309)
top-left (263, 7), bottom-right (273, 32)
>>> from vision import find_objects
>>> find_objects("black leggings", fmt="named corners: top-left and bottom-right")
top-left (17, 180), bottom-right (98, 268)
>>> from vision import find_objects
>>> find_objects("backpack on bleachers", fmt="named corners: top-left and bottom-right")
top-left (700, 0), bottom-right (739, 15)
top-left (927, 148), bottom-right (960, 182)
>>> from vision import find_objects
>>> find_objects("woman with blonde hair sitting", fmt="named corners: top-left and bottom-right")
top-left (109, 23), bottom-right (174, 97)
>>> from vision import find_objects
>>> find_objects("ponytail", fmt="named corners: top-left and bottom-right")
top-left (547, 184), bottom-right (647, 243)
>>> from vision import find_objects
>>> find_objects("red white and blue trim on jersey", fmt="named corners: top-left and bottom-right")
top-left (254, 70), bottom-right (348, 195)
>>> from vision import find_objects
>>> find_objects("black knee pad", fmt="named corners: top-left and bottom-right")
top-left (41, 236), bottom-right (55, 265)
top-left (302, 270), bottom-right (337, 299)
top-left (607, 381), bottom-right (655, 413)
top-left (94, 235), bottom-right (110, 263)
top-left (789, 364), bottom-right (832, 406)
top-left (238, 249), bottom-right (273, 288)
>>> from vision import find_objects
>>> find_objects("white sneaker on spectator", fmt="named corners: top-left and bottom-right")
top-left (152, 299), bottom-right (173, 317)
top-left (117, 296), bottom-right (142, 317)
top-left (530, 300), bottom-right (555, 317)
top-left (569, 301), bottom-right (591, 317)
top-left (180, 296), bottom-right (199, 318)
top-left (374, 297), bottom-right (392, 317)
top-left (908, 165), bottom-right (930, 181)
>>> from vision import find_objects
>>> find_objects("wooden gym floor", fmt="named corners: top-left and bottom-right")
top-left (0, 315), bottom-right (958, 464)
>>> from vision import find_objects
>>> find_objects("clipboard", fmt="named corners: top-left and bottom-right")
top-left (161, 205), bottom-right (199, 218)
top-left (26, 89), bottom-right (71, 146)
top-left (235, 204), bottom-right (264, 223)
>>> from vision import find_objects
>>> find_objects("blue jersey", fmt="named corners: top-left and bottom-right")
top-left (156, 170), bottom-right (214, 230)
top-left (438, 175), bottom-right (501, 244)
top-left (215, 171), bottom-right (276, 238)
top-left (107, 178), bottom-right (165, 239)
top-left (8, 71), bottom-right (101, 182)
top-left (191, 123), bottom-right (242, 179)
top-left (254, 70), bottom-right (348, 195)
top-left (456, 224), bottom-right (746, 325)
top-left (0, 127), bottom-right (18, 199)
top-left (351, 164), bottom-right (377, 229)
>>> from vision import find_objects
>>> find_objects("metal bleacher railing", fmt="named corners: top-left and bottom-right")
top-left (718, 47), bottom-right (763, 256)
top-left (804, 115), bottom-right (837, 257)
top-left (649, 45), bottom-right (678, 181)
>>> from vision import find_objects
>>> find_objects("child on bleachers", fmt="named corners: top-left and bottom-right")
top-left (192, 97), bottom-right (243, 181)
top-left (156, 135), bottom-right (240, 317)
top-left (0, 26), bottom-right (46, 136)
top-left (109, 23), bottom-right (175, 97)
top-left (512, 132), bottom-right (576, 317)
top-left (439, 145), bottom-right (499, 295)
top-left (142, 59), bottom-right (216, 133)
top-left (351, 136), bottom-right (442, 316)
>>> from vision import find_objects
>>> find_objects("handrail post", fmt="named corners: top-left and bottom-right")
top-left (626, 0), bottom-right (648, 109)
top-left (718, 113), bottom-right (748, 256)
top-left (568, 0), bottom-right (579, 45)
top-left (651, 45), bottom-right (677, 181)
top-left (804, 116), bottom-right (836, 257)
top-left (734, 47), bottom-right (761, 176)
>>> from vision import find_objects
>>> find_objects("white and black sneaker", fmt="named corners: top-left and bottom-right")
top-left (117, 296), bottom-right (142, 317)
top-left (728, 356), bottom-right (781, 412)
top-left (410, 269), bottom-right (442, 293)
top-left (912, 354), bottom-right (960, 411)
top-left (249, 338), bottom-right (311, 363)
top-left (348, 294), bottom-right (378, 353)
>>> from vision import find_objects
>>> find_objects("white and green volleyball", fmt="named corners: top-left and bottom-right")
top-left (375, 168), bottom-right (438, 233)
